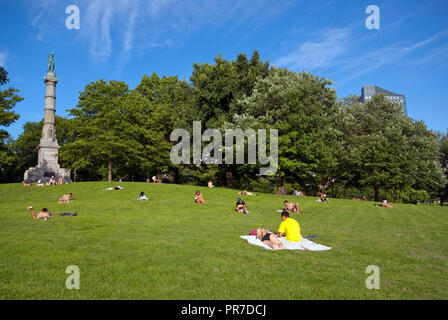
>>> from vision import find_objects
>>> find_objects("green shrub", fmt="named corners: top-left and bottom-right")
top-left (251, 177), bottom-right (276, 194)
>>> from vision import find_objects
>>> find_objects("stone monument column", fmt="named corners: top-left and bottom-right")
top-left (37, 72), bottom-right (60, 169)
top-left (24, 52), bottom-right (71, 183)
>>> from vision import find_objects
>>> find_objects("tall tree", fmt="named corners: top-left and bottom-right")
top-left (235, 68), bottom-right (343, 191)
top-left (190, 51), bottom-right (270, 128)
top-left (340, 94), bottom-right (444, 201)
top-left (439, 131), bottom-right (448, 205)
top-left (60, 79), bottom-right (134, 182)
top-left (0, 66), bottom-right (23, 175)
top-left (134, 73), bottom-right (196, 181)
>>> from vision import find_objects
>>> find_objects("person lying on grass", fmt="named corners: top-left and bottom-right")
top-left (58, 193), bottom-right (72, 203)
top-left (236, 198), bottom-right (248, 214)
top-left (195, 190), bottom-right (206, 204)
top-left (27, 206), bottom-right (53, 221)
top-left (238, 190), bottom-right (259, 196)
top-left (284, 200), bottom-right (301, 213)
top-left (104, 186), bottom-right (124, 191)
top-left (135, 191), bottom-right (149, 201)
top-left (277, 210), bottom-right (302, 242)
top-left (256, 227), bottom-right (285, 250)
top-left (27, 206), bottom-right (78, 220)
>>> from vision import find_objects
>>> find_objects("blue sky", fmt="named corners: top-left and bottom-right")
top-left (1, 0), bottom-right (447, 138)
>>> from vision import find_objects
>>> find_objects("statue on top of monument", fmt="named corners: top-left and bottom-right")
top-left (47, 51), bottom-right (55, 73)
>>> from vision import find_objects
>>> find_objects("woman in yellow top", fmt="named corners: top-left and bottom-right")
top-left (277, 210), bottom-right (302, 242)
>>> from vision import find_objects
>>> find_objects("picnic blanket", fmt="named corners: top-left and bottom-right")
top-left (240, 235), bottom-right (331, 251)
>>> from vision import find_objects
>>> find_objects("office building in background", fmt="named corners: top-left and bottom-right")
top-left (360, 85), bottom-right (408, 115)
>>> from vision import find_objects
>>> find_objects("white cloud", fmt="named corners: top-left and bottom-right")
top-left (0, 51), bottom-right (8, 66)
top-left (28, 0), bottom-right (292, 62)
top-left (334, 30), bottom-right (448, 87)
top-left (273, 28), bottom-right (351, 70)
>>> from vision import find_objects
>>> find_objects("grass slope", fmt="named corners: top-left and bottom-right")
top-left (0, 182), bottom-right (447, 299)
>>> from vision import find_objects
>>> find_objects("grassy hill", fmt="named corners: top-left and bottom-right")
top-left (0, 182), bottom-right (446, 299)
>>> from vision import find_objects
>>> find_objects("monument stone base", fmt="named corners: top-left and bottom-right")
top-left (24, 165), bottom-right (71, 184)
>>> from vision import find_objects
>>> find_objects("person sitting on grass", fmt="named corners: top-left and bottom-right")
top-left (320, 192), bottom-right (329, 202)
top-left (46, 176), bottom-right (56, 186)
top-left (277, 210), bottom-right (302, 242)
top-left (284, 200), bottom-right (301, 213)
top-left (27, 206), bottom-right (53, 221)
top-left (58, 193), bottom-right (72, 203)
top-left (135, 191), bottom-right (149, 201)
top-left (23, 180), bottom-right (31, 187)
top-left (382, 199), bottom-right (393, 208)
top-left (236, 198), bottom-right (248, 214)
top-left (195, 190), bottom-right (206, 204)
top-left (256, 227), bottom-right (286, 250)
top-left (208, 180), bottom-right (215, 188)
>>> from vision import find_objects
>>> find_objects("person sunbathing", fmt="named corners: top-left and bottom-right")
top-left (382, 200), bottom-right (393, 208)
top-left (236, 198), bottom-right (248, 214)
top-left (208, 180), bottom-right (215, 188)
top-left (46, 176), bottom-right (56, 186)
top-left (23, 180), bottom-right (31, 186)
top-left (238, 190), bottom-right (258, 196)
top-left (256, 227), bottom-right (285, 250)
top-left (195, 191), bottom-right (206, 204)
top-left (284, 200), bottom-right (301, 213)
top-left (58, 193), bottom-right (72, 203)
top-left (104, 186), bottom-right (124, 191)
top-left (135, 192), bottom-right (149, 201)
top-left (27, 206), bottom-right (53, 221)
top-left (320, 193), bottom-right (329, 202)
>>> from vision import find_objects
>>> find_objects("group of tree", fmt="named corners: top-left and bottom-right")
top-left (1, 51), bottom-right (447, 204)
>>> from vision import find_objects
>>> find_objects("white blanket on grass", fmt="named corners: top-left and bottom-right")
top-left (240, 235), bottom-right (331, 251)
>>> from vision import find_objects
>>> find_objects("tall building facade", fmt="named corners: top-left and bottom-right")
top-left (360, 85), bottom-right (407, 115)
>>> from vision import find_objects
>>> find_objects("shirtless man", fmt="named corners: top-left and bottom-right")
top-left (382, 200), bottom-right (393, 208)
top-left (58, 193), bottom-right (72, 203)
top-left (284, 200), bottom-right (301, 214)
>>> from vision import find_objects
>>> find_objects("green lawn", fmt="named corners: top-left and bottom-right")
top-left (0, 182), bottom-right (447, 299)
